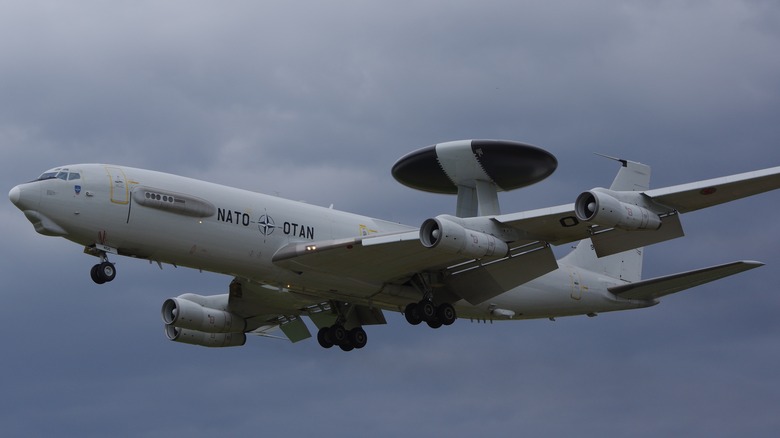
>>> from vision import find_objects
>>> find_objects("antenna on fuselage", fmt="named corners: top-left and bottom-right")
top-left (391, 139), bottom-right (558, 217)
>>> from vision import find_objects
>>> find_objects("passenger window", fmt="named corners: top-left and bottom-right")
top-left (68, 173), bottom-right (81, 180)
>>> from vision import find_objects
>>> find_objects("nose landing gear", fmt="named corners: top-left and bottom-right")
top-left (90, 261), bottom-right (116, 284)
top-left (85, 245), bottom-right (118, 284)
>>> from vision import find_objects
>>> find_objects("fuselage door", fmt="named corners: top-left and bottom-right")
top-left (569, 269), bottom-right (583, 300)
top-left (105, 166), bottom-right (129, 204)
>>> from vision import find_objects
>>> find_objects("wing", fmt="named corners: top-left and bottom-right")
top-left (495, 165), bottom-right (780, 256)
top-left (272, 231), bottom-right (559, 305)
top-left (270, 165), bottom-right (780, 305)
top-left (644, 166), bottom-right (780, 213)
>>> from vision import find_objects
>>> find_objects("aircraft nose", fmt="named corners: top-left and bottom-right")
top-left (9, 185), bottom-right (21, 206)
top-left (9, 184), bottom-right (39, 211)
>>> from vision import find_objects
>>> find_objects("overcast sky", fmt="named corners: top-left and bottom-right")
top-left (2, 1), bottom-right (780, 436)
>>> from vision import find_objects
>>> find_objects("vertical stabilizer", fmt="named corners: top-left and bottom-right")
top-left (560, 158), bottom-right (651, 282)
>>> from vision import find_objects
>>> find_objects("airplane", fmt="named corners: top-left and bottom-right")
top-left (9, 139), bottom-right (780, 351)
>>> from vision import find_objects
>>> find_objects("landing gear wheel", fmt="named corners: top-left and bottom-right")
top-left (317, 327), bottom-right (334, 349)
top-left (98, 262), bottom-right (116, 282)
top-left (349, 327), bottom-right (368, 349)
top-left (339, 342), bottom-right (355, 352)
top-left (404, 303), bottom-right (422, 325)
top-left (418, 300), bottom-right (436, 322)
top-left (426, 318), bottom-right (443, 329)
top-left (329, 325), bottom-right (348, 346)
top-left (437, 303), bottom-right (457, 326)
top-left (90, 264), bottom-right (106, 284)
top-left (90, 262), bottom-right (116, 284)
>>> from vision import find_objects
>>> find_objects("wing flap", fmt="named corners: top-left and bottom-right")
top-left (609, 260), bottom-right (763, 300)
top-left (590, 214), bottom-right (684, 257)
top-left (446, 244), bottom-right (558, 305)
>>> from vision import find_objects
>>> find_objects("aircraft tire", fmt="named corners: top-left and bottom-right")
top-left (349, 327), bottom-right (368, 349)
top-left (404, 303), bottom-right (422, 325)
top-left (426, 318), bottom-right (443, 329)
top-left (330, 325), bottom-right (348, 346)
top-left (99, 262), bottom-right (116, 282)
top-left (317, 327), bottom-right (334, 348)
top-left (418, 300), bottom-right (436, 322)
top-left (437, 303), bottom-right (457, 326)
top-left (90, 264), bottom-right (106, 284)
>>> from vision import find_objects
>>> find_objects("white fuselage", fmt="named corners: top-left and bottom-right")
top-left (10, 164), bottom-right (651, 322)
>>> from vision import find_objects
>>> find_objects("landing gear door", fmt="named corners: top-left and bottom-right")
top-left (105, 166), bottom-right (129, 204)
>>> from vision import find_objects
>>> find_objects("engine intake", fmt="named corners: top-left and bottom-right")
top-left (575, 189), bottom-right (662, 231)
top-left (420, 216), bottom-right (509, 258)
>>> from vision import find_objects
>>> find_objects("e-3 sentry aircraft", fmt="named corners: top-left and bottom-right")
top-left (9, 140), bottom-right (780, 351)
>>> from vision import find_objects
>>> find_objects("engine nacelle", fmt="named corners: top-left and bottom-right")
top-left (420, 216), bottom-right (509, 258)
top-left (575, 189), bottom-right (662, 231)
top-left (165, 325), bottom-right (246, 348)
top-left (161, 296), bottom-right (246, 334)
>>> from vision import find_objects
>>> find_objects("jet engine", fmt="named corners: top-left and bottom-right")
top-left (164, 325), bottom-right (246, 348)
top-left (575, 189), bottom-right (662, 231)
top-left (420, 216), bottom-right (509, 258)
top-left (161, 294), bottom-right (247, 348)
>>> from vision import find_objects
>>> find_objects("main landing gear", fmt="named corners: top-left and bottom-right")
top-left (404, 300), bottom-right (456, 328)
top-left (403, 273), bottom-right (457, 329)
top-left (317, 325), bottom-right (368, 352)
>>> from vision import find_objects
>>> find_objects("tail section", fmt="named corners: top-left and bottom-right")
top-left (560, 158), bottom-right (651, 282)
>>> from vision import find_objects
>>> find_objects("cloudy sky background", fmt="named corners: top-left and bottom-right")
top-left (2, 1), bottom-right (779, 436)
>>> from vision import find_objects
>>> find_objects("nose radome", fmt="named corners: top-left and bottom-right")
top-left (9, 185), bottom-right (21, 206)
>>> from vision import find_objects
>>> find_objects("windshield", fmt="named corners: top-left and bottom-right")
top-left (35, 168), bottom-right (80, 182)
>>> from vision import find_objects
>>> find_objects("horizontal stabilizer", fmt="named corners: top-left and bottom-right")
top-left (609, 260), bottom-right (763, 300)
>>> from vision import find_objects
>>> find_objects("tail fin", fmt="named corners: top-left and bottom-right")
top-left (560, 158), bottom-right (651, 282)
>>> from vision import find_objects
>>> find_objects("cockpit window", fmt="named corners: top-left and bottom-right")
top-left (36, 171), bottom-right (59, 181)
top-left (35, 168), bottom-right (80, 182)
